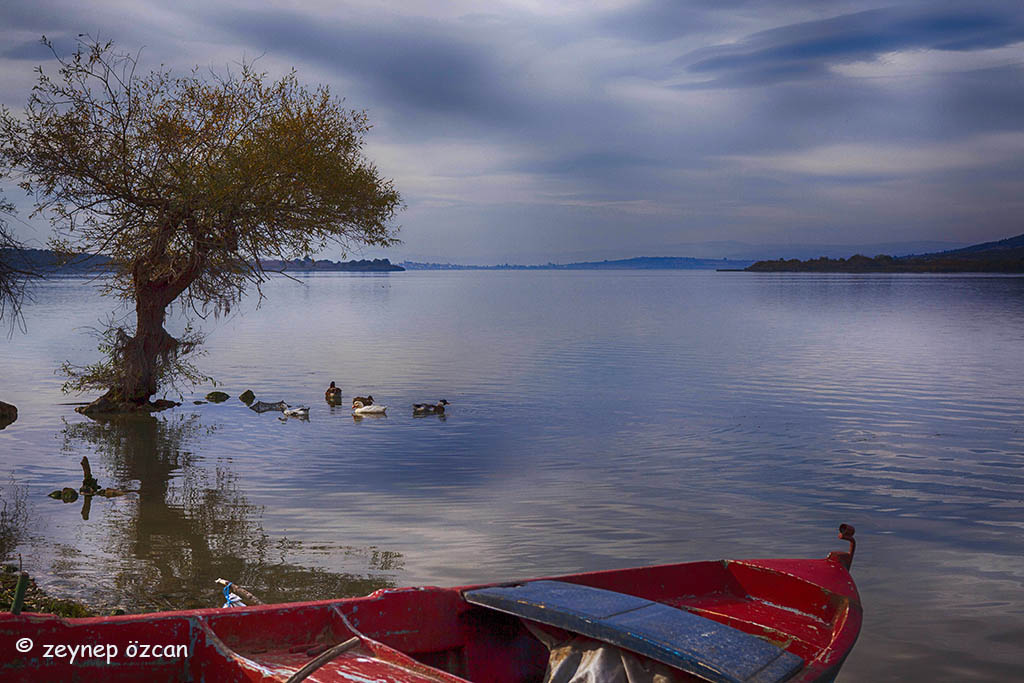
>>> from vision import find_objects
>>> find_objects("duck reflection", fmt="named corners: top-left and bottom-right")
top-left (59, 413), bottom-right (401, 610)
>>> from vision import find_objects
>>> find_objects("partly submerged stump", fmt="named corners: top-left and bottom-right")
top-left (80, 456), bottom-right (101, 495)
top-left (48, 457), bottom-right (131, 509)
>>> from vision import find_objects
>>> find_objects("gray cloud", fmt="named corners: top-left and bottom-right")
top-left (1, 1), bottom-right (1023, 262)
top-left (211, 8), bottom-right (527, 128)
top-left (680, 4), bottom-right (1024, 87)
top-left (2, 39), bottom-right (55, 61)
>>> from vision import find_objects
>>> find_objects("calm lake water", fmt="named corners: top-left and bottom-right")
top-left (2, 270), bottom-right (1023, 681)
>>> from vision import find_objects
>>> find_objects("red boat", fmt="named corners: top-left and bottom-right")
top-left (1, 526), bottom-right (860, 682)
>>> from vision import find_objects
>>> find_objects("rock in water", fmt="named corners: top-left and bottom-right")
top-left (250, 400), bottom-right (288, 413)
top-left (205, 391), bottom-right (230, 403)
top-left (239, 389), bottom-right (256, 404)
top-left (47, 487), bottom-right (79, 503)
top-left (0, 401), bottom-right (16, 430)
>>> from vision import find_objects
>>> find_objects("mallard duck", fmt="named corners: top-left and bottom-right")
top-left (413, 399), bottom-right (449, 415)
top-left (325, 381), bottom-right (342, 402)
top-left (352, 400), bottom-right (386, 415)
top-left (352, 395), bottom-right (373, 407)
top-left (283, 405), bottom-right (310, 418)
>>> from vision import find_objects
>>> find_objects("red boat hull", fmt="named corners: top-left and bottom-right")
top-left (1, 555), bottom-right (860, 682)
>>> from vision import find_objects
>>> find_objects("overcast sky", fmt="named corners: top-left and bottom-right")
top-left (2, 1), bottom-right (1023, 263)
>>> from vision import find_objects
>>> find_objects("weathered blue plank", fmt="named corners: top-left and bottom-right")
top-left (464, 580), bottom-right (803, 683)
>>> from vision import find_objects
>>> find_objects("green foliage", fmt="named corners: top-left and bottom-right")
top-left (1, 565), bottom-right (93, 617)
top-left (60, 320), bottom-right (212, 398)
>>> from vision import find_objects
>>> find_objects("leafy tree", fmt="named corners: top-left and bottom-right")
top-left (0, 38), bottom-right (401, 412)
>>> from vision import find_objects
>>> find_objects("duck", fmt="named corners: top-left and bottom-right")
top-left (325, 381), bottom-right (342, 402)
top-left (352, 395), bottom-right (373, 407)
top-left (413, 399), bottom-right (449, 415)
top-left (283, 405), bottom-right (310, 418)
top-left (352, 400), bottom-right (387, 415)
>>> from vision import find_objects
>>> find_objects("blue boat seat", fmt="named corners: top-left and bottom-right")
top-left (463, 580), bottom-right (803, 683)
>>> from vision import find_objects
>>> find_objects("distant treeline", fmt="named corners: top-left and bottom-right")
top-left (259, 257), bottom-right (404, 272)
top-left (403, 256), bottom-right (754, 270)
top-left (746, 233), bottom-right (1024, 273)
top-left (0, 249), bottom-right (404, 273)
top-left (0, 248), bottom-right (110, 273)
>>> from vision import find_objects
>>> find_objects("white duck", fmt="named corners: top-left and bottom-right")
top-left (283, 405), bottom-right (310, 418)
top-left (352, 400), bottom-right (387, 415)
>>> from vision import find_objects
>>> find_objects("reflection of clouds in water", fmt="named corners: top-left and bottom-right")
top-left (4, 272), bottom-right (1024, 680)
top-left (853, 539), bottom-right (1024, 680)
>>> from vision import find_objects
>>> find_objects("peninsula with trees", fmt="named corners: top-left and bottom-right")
top-left (744, 233), bottom-right (1024, 273)
top-left (0, 249), bottom-right (403, 275)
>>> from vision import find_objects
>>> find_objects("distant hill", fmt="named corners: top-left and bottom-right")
top-left (402, 256), bottom-right (754, 270)
top-left (745, 234), bottom-right (1024, 273)
top-left (919, 233), bottom-right (1024, 258)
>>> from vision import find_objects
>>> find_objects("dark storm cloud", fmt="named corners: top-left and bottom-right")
top-left (212, 9), bottom-right (523, 124)
top-left (934, 65), bottom-right (1024, 132)
top-left (2, 39), bottom-right (55, 61)
top-left (525, 151), bottom-right (665, 177)
top-left (680, 4), bottom-right (1024, 87)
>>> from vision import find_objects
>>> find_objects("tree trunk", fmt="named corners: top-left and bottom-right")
top-left (79, 281), bottom-right (185, 415)
top-left (78, 250), bottom-right (204, 415)
top-left (119, 292), bottom-right (179, 404)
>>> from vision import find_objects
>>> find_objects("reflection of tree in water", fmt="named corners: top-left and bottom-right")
top-left (60, 414), bottom-right (401, 611)
top-left (0, 476), bottom-right (29, 562)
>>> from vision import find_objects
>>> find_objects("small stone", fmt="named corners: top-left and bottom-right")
top-left (250, 400), bottom-right (287, 413)
top-left (205, 391), bottom-right (230, 403)
top-left (239, 389), bottom-right (256, 404)
top-left (193, 400), bottom-right (207, 405)
top-left (60, 487), bottom-right (79, 503)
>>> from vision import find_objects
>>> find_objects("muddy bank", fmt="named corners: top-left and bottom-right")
top-left (1, 565), bottom-right (93, 617)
